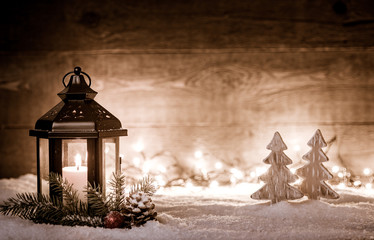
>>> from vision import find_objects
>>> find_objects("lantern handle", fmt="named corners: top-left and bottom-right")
top-left (62, 67), bottom-right (92, 87)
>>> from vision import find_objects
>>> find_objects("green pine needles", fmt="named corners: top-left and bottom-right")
top-left (0, 172), bottom-right (157, 228)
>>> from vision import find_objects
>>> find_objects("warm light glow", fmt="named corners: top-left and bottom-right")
top-left (195, 160), bottom-right (205, 170)
top-left (142, 161), bottom-right (151, 174)
top-left (363, 168), bottom-right (372, 176)
top-left (133, 139), bottom-right (144, 152)
top-left (120, 144), bottom-right (374, 191)
top-left (230, 176), bottom-right (236, 184)
top-left (132, 157), bottom-right (141, 167)
top-left (194, 150), bottom-right (203, 159)
top-left (186, 181), bottom-right (194, 189)
top-left (75, 154), bottom-right (82, 170)
top-left (158, 165), bottom-right (167, 173)
top-left (201, 168), bottom-right (208, 177)
top-left (230, 168), bottom-right (244, 179)
top-left (155, 175), bottom-right (166, 187)
top-left (215, 162), bottom-right (223, 169)
top-left (105, 147), bottom-right (109, 154)
top-left (210, 180), bottom-right (219, 188)
top-left (353, 180), bottom-right (361, 187)
top-left (332, 166), bottom-right (340, 173)
top-left (256, 167), bottom-right (267, 177)
top-left (293, 144), bottom-right (301, 152)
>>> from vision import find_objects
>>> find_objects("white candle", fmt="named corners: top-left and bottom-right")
top-left (62, 154), bottom-right (87, 201)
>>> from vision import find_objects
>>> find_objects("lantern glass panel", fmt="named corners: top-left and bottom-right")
top-left (39, 138), bottom-right (49, 195)
top-left (62, 139), bottom-right (88, 201)
top-left (103, 138), bottom-right (116, 196)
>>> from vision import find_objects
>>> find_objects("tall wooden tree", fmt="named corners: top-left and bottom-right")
top-left (251, 132), bottom-right (303, 203)
top-left (296, 129), bottom-right (339, 200)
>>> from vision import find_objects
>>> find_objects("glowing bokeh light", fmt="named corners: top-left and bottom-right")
top-left (293, 144), bottom-right (301, 152)
top-left (255, 167), bottom-right (267, 177)
top-left (332, 166), bottom-right (340, 173)
top-left (133, 139), bottom-right (144, 152)
top-left (142, 161), bottom-right (151, 174)
top-left (132, 157), bottom-right (141, 167)
top-left (158, 165), bottom-right (167, 173)
top-left (230, 168), bottom-right (244, 179)
top-left (215, 162), bottom-right (223, 169)
top-left (194, 150), bottom-right (203, 159)
top-left (210, 180), bottom-right (219, 188)
top-left (353, 180), bottom-right (361, 187)
top-left (363, 168), bottom-right (372, 176)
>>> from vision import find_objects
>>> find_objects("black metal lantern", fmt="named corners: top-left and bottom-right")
top-left (30, 67), bottom-right (127, 200)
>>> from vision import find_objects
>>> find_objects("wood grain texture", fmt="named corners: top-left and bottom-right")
top-left (1, 0), bottom-right (374, 51)
top-left (0, 50), bottom-right (373, 178)
top-left (1, 0), bottom-right (374, 178)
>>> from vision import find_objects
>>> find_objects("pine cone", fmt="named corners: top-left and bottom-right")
top-left (126, 192), bottom-right (157, 226)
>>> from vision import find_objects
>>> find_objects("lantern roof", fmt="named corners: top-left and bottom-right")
top-left (30, 67), bottom-right (127, 138)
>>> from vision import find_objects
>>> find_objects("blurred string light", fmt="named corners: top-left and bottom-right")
top-left (210, 180), bottom-right (219, 188)
top-left (194, 150), bottom-right (203, 159)
top-left (121, 143), bottom-right (374, 191)
top-left (363, 168), bottom-right (372, 176)
top-left (293, 144), bottom-right (301, 152)
top-left (215, 162), bottom-right (223, 170)
top-left (133, 139), bottom-right (144, 153)
top-left (353, 180), bottom-right (362, 187)
top-left (332, 166), bottom-right (340, 173)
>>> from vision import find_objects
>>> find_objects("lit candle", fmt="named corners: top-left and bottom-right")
top-left (62, 153), bottom-right (87, 201)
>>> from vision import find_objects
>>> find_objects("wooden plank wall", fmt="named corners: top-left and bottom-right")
top-left (0, 0), bottom-right (373, 178)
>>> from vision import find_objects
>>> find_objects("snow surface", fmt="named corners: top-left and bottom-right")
top-left (1, 174), bottom-right (374, 240)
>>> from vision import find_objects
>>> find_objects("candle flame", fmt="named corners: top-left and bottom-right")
top-left (75, 154), bottom-right (82, 171)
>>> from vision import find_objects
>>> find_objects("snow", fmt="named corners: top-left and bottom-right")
top-left (1, 175), bottom-right (374, 240)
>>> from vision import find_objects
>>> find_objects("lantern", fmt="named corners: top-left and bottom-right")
top-left (29, 67), bottom-right (127, 200)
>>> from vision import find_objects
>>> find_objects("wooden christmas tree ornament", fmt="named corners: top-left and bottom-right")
top-left (296, 129), bottom-right (339, 200)
top-left (251, 132), bottom-right (304, 203)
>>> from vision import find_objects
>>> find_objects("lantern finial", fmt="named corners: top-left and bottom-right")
top-left (74, 66), bottom-right (82, 75)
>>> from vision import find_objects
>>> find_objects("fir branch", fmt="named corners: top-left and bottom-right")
top-left (32, 202), bottom-right (65, 224)
top-left (0, 193), bottom-right (65, 224)
top-left (130, 176), bottom-right (157, 196)
top-left (108, 172), bottom-right (126, 211)
top-left (0, 193), bottom-right (50, 219)
top-left (86, 182), bottom-right (109, 217)
top-left (49, 172), bottom-right (87, 215)
top-left (61, 215), bottom-right (103, 227)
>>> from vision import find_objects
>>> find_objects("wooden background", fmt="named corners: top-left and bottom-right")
top-left (0, 0), bottom-right (373, 178)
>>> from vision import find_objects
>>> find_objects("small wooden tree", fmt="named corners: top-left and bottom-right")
top-left (296, 129), bottom-right (339, 200)
top-left (251, 132), bottom-right (303, 203)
